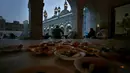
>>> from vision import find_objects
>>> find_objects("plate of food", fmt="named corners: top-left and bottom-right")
top-left (62, 40), bottom-right (72, 45)
top-left (40, 41), bottom-right (55, 46)
top-left (54, 48), bottom-right (86, 60)
top-left (79, 45), bottom-right (100, 55)
top-left (0, 44), bottom-right (23, 53)
top-left (71, 41), bottom-right (80, 47)
top-left (74, 57), bottom-right (112, 73)
top-left (28, 44), bottom-right (54, 56)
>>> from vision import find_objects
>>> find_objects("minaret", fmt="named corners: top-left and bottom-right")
top-left (58, 6), bottom-right (61, 14)
top-left (64, 0), bottom-right (68, 10)
top-left (23, 20), bottom-right (29, 37)
top-left (43, 10), bottom-right (48, 20)
top-left (54, 7), bottom-right (58, 16)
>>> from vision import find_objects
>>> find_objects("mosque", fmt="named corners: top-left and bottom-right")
top-left (43, 0), bottom-right (73, 36)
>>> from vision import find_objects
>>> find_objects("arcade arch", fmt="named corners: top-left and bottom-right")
top-left (82, 3), bottom-right (100, 36)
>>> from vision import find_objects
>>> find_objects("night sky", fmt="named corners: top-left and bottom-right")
top-left (0, 0), bottom-right (71, 23)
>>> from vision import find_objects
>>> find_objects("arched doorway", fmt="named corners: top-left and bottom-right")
top-left (65, 24), bottom-right (72, 35)
top-left (43, 28), bottom-right (48, 35)
top-left (82, 4), bottom-right (99, 37)
top-left (60, 25), bottom-right (64, 31)
top-left (50, 26), bottom-right (54, 35)
top-left (47, 27), bottom-right (49, 34)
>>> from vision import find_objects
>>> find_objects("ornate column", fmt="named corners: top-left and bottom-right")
top-left (28, 0), bottom-right (44, 40)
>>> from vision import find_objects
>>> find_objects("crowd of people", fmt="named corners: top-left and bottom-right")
top-left (0, 33), bottom-right (17, 39)
top-left (0, 25), bottom-right (108, 40)
top-left (43, 25), bottom-right (108, 39)
top-left (43, 25), bottom-right (77, 39)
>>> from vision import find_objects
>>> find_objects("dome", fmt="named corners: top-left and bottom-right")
top-left (59, 10), bottom-right (70, 16)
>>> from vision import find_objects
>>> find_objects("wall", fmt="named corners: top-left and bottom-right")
top-left (76, 0), bottom-right (110, 38)
top-left (82, 0), bottom-right (130, 37)
top-left (82, 0), bottom-right (100, 35)
top-left (5, 23), bottom-right (24, 31)
top-left (43, 12), bottom-right (72, 35)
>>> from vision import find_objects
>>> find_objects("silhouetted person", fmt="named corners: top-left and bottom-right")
top-left (9, 33), bottom-right (16, 39)
top-left (3, 34), bottom-right (8, 39)
top-left (122, 13), bottom-right (130, 36)
top-left (87, 28), bottom-right (96, 38)
top-left (52, 25), bottom-right (64, 39)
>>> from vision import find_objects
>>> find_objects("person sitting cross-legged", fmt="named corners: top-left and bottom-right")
top-left (52, 25), bottom-right (64, 39)
top-left (87, 28), bottom-right (96, 38)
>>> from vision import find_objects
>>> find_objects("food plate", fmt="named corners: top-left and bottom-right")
top-left (0, 44), bottom-right (23, 53)
top-left (28, 45), bottom-right (54, 56)
top-left (79, 45), bottom-right (100, 55)
top-left (74, 57), bottom-right (111, 73)
top-left (54, 49), bottom-right (86, 60)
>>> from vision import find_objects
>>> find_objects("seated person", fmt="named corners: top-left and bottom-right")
top-left (122, 13), bottom-right (130, 36)
top-left (3, 34), bottom-right (8, 39)
top-left (9, 33), bottom-right (17, 39)
top-left (87, 28), bottom-right (96, 38)
top-left (0, 33), bottom-right (3, 39)
top-left (96, 28), bottom-right (108, 39)
top-left (67, 30), bottom-right (77, 39)
top-left (52, 25), bottom-right (64, 39)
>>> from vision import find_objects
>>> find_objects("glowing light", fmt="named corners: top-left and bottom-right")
top-left (97, 24), bottom-right (100, 27)
top-left (120, 65), bottom-right (125, 68)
